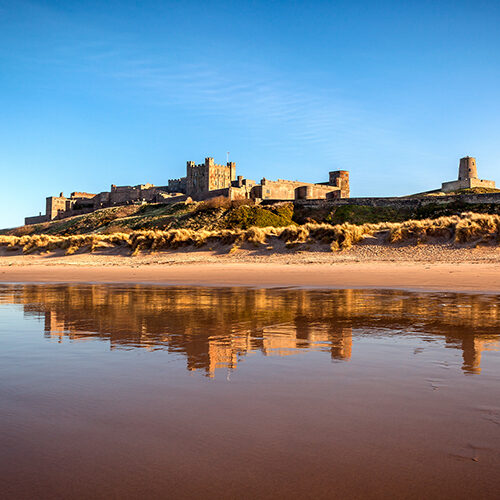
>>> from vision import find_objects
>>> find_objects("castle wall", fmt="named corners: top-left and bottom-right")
top-left (110, 186), bottom-right (141, 204)
top-left (194, 186), bottom-right (251, 201)
top-left (167, 177), bottom-right (187, 193)
top-left (70, 192), bottom-right (96, 199)
top-left (24, 215), bottom-right (49, 225)
top-left (93, 192), bottom-right (111, 209)
top-left (106, 184), bottom-right (168, 205)
top-left (54, 207), bottom-right (96, 220)
top-left (441, 178), bottom-right (496, 193)
top-left (253, 179), bottom-right (306, 200)
top-left (253, 179), bottom-right (341, 201)
top-left (295, 191), bottom-right (500, 209)
top-left (295, 184), bottom-right (340, 200)
top-left (155, 193), bottom-right (188, 203)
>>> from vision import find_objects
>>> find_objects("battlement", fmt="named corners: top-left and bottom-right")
top-left (70, 192), bottom-right (96, 199)
top-left (263, 178), bottom-right (310, 185)
top-left (168, 177), bottom-right (187, 193)
top-left (111, 183), bottom-right (155, 192)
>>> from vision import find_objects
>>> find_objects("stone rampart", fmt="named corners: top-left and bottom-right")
top-left (254, 179), bottom-right (321, 200)
top-left (441, 179), bottom-right (496, 192)
top-left (295, 184), bottom-right (340, 200)
top-left (295, 192), bottom-right (500, 209)
top-left (24, 215), bottom-right (49, 225)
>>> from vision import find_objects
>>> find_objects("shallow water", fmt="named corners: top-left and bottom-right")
top-left (1, 284), bottom-right (499, 499)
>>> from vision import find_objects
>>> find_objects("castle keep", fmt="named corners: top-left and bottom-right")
top-left (24, 157), bottom-right (350, 225)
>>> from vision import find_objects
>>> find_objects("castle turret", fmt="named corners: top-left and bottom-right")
top-left (329, 170), bottom-right (350, 198)
top-left (227, 161), bottom-right (236, 181)
top-left (458, 156), bottom-right (478, 180)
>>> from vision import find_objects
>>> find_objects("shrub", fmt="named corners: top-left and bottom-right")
top-left (225, 203), bottom-right (294, 229)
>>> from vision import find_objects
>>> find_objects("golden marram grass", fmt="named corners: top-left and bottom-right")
top-left (1, 213), bottom-right (500, 255)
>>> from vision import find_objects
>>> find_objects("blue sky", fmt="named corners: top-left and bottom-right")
top-left (1, 0), bottom-right (499, 228)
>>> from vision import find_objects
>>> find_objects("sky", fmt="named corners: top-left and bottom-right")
top-left (1, 0), bottom-right (499, 228)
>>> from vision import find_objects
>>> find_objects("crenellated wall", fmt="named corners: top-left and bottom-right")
top-left (167, 177), bottom-right (187, 193)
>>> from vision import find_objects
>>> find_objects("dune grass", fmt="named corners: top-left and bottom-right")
top-left (1, 213), bottom-right (499, 256)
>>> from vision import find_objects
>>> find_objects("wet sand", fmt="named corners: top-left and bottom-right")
top-left (1, 259), bottom-right (500, 292)
top-left (1, 284), bottom-right (500, 499)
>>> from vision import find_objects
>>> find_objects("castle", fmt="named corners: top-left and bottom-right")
top-left (24, 157), bottom-right (350, 225)
top-left (24, 154), bottom-right (496, 226)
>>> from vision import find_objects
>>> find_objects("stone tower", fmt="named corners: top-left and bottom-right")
top-left (458, 156), bottom-right (478, 181)
top-left (441, 156), bottom-right (496, 192)
top-left (329, 170), bottom-right (350, 198)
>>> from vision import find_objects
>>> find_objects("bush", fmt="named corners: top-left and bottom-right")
top-left (225, 203), bottom-right (294, 229)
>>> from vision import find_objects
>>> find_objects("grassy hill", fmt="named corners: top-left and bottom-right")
top-left (4, 191), bottom-right (500, 237)
top-left (1, 199), bottom-right (296, 236)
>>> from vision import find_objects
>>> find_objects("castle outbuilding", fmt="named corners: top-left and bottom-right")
top-left (441, 156), bottom-right (496, 193)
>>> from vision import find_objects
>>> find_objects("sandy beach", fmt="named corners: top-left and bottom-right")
top-left (1, 244), bottom-right (500, 292)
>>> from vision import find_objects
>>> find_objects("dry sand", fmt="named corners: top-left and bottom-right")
top-left (1, 243), bottom-right (500, 292)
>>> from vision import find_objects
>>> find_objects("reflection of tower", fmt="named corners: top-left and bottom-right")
top-left (329, 326), bottom-right (352, 360)
top-left (44, 310), bottom-right (66, 342)
top-left (262, 324), bottom-right (300, 356)
top-left (461, 336), bottom-right (500, 375)
top-left (206, 341), bottom-right (238, 377)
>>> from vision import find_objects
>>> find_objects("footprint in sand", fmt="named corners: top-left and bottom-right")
top-left (477, 406), bottom-right (500, 427)
top-left (449, 443), bottom-right (489, 463)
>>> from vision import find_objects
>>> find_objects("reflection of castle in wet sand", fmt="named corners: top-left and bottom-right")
top-left (43, 309), bottom-right (353, 376)
top-left (460, 336), bottom-right (500, 375)
top-left (2, 285), bottom-right (499, 376)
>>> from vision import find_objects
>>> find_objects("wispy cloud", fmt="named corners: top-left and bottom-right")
top-left (0, 0), bottom-right (413, 163)
top-left (100, 55), bottom-right (374, 156)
